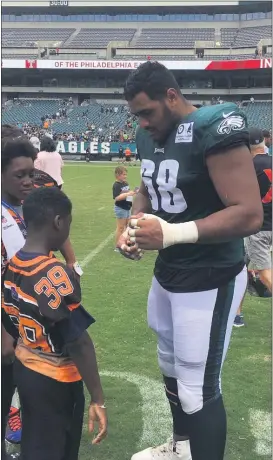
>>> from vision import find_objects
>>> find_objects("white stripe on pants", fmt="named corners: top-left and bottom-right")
top-left (147, 268), bottom-right (247, 415)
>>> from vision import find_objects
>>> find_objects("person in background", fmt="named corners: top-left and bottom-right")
top-left (234, 127), bottom-right (272, 326)
top-left (262, 129), bottom-right (272, 155)
top-left (35, 136), bottom-right (64, 190)
top-left (29, 135), bottom-right (40, 153)
top-left (118, 145), bottom-right (125, 163)
top-left (125, 146), bottom-right (132, 165)
top-left (112, 166), bottom-right (135, 252)
top-left (245, 128), bottom-right (272, 293)
top-left (86, 147), bottom-right (91, 163)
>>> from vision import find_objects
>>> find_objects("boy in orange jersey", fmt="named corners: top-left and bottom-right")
top-left (2, 187), bottom-right (107, 460)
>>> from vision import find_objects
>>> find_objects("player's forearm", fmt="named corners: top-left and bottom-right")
top-left (195, 204), bottom-right (263, 243)
top-left (60, 237), bottom-right (76, 265)
top-left (131, 183), bottom-right (152, 215)
top-left (161, 205), bottom-right (262, 247)
top-left (66, 331), bottom-right (104, 404)
top-left (137, 203), bottom-right (263, 249)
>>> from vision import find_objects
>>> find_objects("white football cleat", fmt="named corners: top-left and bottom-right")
top-left (131, 439), bottom-right (192, 460)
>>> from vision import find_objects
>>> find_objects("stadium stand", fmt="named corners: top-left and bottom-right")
top-left (134, 28), bottom-right (216, 48)
top-left (1, 99), bottom-right (137, 141)
top-left (2, 99), bottom-right (271, 138)
top-left (2, 28), bottom-right (74, 47)
top-left (64, 28), bottom-right (136, 48)
top-left (1, 7), bottom-right (272, 145)
top-left (221, 25), bottom-right (272, 47)
top-left (2, 24), bottom-right (271, 55)
top-left (2, 99), bottom-right (62, 125)
top-left (234, 25), bottom-right (272, 47)
top-left (242, 101), bottom-right (272, 130)
top-left (114, 54), bottom-right (261, 60)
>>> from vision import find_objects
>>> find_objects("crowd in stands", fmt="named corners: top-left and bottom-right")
top-left (2, 97), bottom-right (272, 144)
top-left (3, 99), bottom-right (137, 144)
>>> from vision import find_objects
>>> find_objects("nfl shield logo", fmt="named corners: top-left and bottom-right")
top-left (1, 215), bottom-right (7, 224)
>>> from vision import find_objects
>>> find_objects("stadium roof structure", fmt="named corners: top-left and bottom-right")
top-left (2, 0), bottom-right (272, 14)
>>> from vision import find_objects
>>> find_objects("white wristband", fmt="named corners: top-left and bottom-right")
top-left (130, 214), bottom-right (199, 249)
top-left (161, 221), bottom-right (199, 248)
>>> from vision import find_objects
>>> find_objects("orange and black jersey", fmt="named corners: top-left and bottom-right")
top-left (2, 250), bottom-right (94, 382)
top-left (34, 168), bottom-right (58, 188)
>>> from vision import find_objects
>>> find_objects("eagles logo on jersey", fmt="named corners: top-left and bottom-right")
top-left (217, 112), bottom-right (245, 135)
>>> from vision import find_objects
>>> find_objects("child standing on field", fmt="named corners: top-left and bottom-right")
top-left (113, 166), bottom-right (135, 251)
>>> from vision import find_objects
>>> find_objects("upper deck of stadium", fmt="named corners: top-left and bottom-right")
top-left (2, 0), bottom-right (272, 62)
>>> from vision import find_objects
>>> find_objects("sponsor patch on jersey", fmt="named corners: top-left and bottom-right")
top-left (175, 122), bottom-right (194, 143)
top-left (217, 114), bottom-right (245, 135)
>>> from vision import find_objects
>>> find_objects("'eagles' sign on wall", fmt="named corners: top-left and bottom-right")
top-left (56, 141), bottom-right (136, 155)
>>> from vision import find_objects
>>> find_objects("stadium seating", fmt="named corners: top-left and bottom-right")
top-left (235, 26), bottom-right (272, 47)
top-left (242, 101), bottom-right (272, 131)
top-left (221, 25), bottom-right (272, 48)
top-left (2, 53), bottom-right (38, 59)
top-left (67, 28), bottom-right (136, 48)
top-left (47, 103), bottom-right (131, 135)
top-left (2, 24), bottom-right (272, 51)
top-left (115, 54), bottom-right (262, 61)
top-left (2, 100), bottom-right (135, 139)
top-left (134, 28), bottom-right (215, 48)
top-left (2, 99), bottom-right (62, 125)
top-left (2, 98), bottom-right (271, 136)
top-left (2, 28), bottom-right (74, 47)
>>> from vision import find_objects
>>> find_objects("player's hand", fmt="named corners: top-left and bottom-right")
top-left (128, 214), bottom-right (164, 250)
top-left (117, 225), bottom-right (144, 260)
top-left (127, 190), bottom-right (136, 197)
top-left (89, 403), bottom-right (108, 445)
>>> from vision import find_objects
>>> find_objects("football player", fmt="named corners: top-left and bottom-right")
top-left (2, 187), bottom-right (107, 460)
top-left (119, 62), bottom-right (263, 460)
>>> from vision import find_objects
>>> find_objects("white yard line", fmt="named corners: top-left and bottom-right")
top-left (98, 206), bottom-right (105, 211)
top-left (101, 371), bottom-right (171, 449)
top-left (81, 232), bottom-right (115, 268)
top-left (249, 409), bottom-right (272, 456)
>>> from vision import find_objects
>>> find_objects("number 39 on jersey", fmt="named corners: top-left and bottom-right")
top-left (141, 159), bottom-right (188, 214)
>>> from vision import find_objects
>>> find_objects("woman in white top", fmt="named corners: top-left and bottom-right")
top-left (34, 136), bottom-right (64, 189)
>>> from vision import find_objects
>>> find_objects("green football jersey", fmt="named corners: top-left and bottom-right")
top-left (136, 102), bottom-right (249, 292)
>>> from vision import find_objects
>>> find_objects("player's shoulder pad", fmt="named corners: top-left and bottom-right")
top-left (195, 102), bottom-right (246, 130)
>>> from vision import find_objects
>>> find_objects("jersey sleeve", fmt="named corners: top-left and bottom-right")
top-left (113, 182), bottom-right (122, 199)
top-left (32, 262), bottom-right (82, 323)
top-left (202, 105), bottom-right (249, 158)
top-left (256, 170), bottom-right (271, 199)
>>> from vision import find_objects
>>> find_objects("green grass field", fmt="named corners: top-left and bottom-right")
top-left (62, 162), bottom-right (271, 460)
